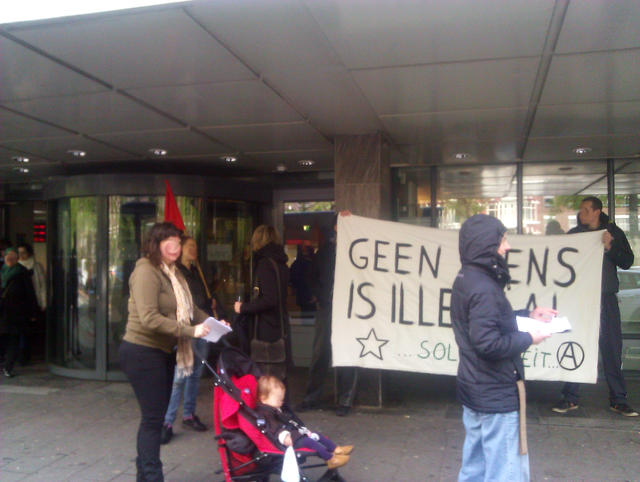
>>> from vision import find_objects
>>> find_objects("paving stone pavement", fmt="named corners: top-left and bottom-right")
top-left (1, 364), bottom-right (639, 481)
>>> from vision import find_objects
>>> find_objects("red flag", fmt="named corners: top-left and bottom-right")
top-left (164, 180), bottom-right (185, 231)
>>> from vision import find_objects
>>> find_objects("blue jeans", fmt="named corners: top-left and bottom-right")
top-left (459, 406), bottom-right (529, 482)
top-left (164, 338), bottom-right (209, 425)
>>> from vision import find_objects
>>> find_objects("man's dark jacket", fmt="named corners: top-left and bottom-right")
top-left (240, 242), bottom-right (290, 343)
top-left (451, 215), bottom-right (532, 413)
top-left (311, 229), bottom-right (336, 308)
top-left (568, 212), bottom-right (634, 295)
top-left (0, 264), bottom-right (36, 335)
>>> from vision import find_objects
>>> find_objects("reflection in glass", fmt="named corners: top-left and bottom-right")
top-left (394, 169), bottom-right (432, 226)
top-left (522, 161), bottom-right (607, 235)
top-left (52, 197), bottom-right (97, 369)
top-left (204, 201), bottom-right (256, 312)
top-left (438, 165), bottom-right (517, 231)
top-left (614, 161), bottom-right (640, 369)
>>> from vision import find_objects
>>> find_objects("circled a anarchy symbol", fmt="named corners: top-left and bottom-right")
top-left (556, 341), bottom-right (585, 371)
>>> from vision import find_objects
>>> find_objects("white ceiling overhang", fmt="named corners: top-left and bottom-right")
top-left (0, 0), bottom-right (638, 184)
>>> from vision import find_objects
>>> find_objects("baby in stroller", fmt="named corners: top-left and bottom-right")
top-left (256, 375), bottom-right (353, 470)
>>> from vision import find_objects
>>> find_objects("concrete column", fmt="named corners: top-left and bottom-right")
top-left (334, 132), bottom-right (391, 219)
top-left (333, 133), bottom-right (390, 408)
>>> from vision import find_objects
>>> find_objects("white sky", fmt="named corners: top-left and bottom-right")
top-left (1, 1), bottom-right (186, 25)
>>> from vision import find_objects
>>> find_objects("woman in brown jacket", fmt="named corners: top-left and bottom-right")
top-left (118, 222), bottom-right (211, 482)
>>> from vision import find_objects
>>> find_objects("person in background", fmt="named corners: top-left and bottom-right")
top-left (0, 239), bottom-right (11, 269)
top-left (297, 212), bottom-right (357, 417)
top-left (552, 197), bottom-right (637, 417)
top-left (161, 236), bottom-right (217, 444)
top-left (17, 242), bottom-right (47, 364)
top-left (234, 225), bottom-right (291, 381)
top-left (118, 223), bottom-right (213, 481)
top-left (0, 248), bottom-right (37, 377)
top-left (17, 243), bottom-right (46, 313)
top-left (451, 214), bottom-right (555, 482)
top-left (290, 243), bottom-right (316, 312)
top-left (544, 220), bottom-right (564, 235)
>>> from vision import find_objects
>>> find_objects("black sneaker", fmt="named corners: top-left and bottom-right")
top-left (551, 400), bottom-right (579, 413)
top-left (335, 405), bottom-right (351, 417)
top-left (609, 403), bottom-right (639, 417)
top-left (160, 424), bottom-right (173, 444)
top-left (182, 414), bottom-right (207, 431)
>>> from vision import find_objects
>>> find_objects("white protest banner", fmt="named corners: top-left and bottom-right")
top-left (331, 215), bottom-right (604, 383)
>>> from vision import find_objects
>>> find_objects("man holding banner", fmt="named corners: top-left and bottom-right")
top-left (552, 197), bottom-right (637, 417)
top-left (451, 214), bottom-right (555, 482)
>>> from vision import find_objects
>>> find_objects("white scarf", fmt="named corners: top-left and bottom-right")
top-left (161, 262), bottom-right (194, 377)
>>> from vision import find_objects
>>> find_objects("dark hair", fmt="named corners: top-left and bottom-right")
top-left (144, 222), bottom-right (183, 266)
top-left (17, 242), bottom-right (34, 256)
top-left (582, 196), bottom-right (603, 212)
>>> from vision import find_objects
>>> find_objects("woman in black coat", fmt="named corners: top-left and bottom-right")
top-left (1, 248), bottom-right (36, 377)
top-left (234, 225), bottom-right (291, 378)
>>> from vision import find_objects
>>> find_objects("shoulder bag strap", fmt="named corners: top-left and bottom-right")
top-left (253, 258), bottom-right (285, 340)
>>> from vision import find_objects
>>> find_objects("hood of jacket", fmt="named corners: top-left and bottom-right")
top-left (459, 214), bottom-right (510, 287)
top-left (254, 242), bottom-right (288, 265)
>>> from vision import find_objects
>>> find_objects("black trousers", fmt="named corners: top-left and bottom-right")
top-left (562, 293), bottom-right (627, 405)
top-left (0, 333), bottom-right (20, 372)
top-left (119, 340), bottom-right (175, 482)
top-left (302, 304), bottom-right (358, 407)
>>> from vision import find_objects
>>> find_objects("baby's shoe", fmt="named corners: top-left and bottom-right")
top-left (326, 454), bottom-right (349, 469)
top-left (333, 445), bottom-right (354, 455)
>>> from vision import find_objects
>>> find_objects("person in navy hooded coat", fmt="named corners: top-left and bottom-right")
top-left (451, 214), bottom-right (556, 482)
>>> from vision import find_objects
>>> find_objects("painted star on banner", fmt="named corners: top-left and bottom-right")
top-left (356, 328), bottom-right (389, 360)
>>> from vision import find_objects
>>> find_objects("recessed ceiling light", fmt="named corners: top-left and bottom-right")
top-left (149, 148), bottom-right (168, 156)
top-left (14, 166), bottom-right (29, 173)
top-left (12, 156), bottom-right (29, 163)
top-left (455, 152), bottom-right (471, 160)
top-left (573, 146), bottom-right (592, 155)
top-left (221, 156), bottom-right (237, 163)
top-left (275, 163), bottom-right (287, 172)
top-left (67, 149), bottom-right (86, 157)
top-left (297, 159), bottom-right (315, 167)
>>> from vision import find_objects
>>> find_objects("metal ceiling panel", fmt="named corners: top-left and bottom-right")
top-left (0, 36), bottom-right (108, 102)
top-left (262, 69), bottom-right (381, 134)
top-left (129, 80), bottom-right (303, 126)
top-left (392, 139), bottom-right (519, 165)
top-left (523, 161), bottom-right (606, 177)
top-left (93, 128), bottom-right (229, 157)
top-left (186, 0), bottom-right (343, 73)
top-left (380, 108), bottom-right (527, 144)
top-left (524, 135), bottom-right (640, 162)
top-left (3, 91), bottom-right (182, 134)
top-left (245, 148), bottom-right (333, 171)
top-left (531, 102), bottom-right (640, 137)
top-left (0, 145), bottom-right (51, 166)
top-left (352, 58), bottom-right (539, 114)
top-left (0, 108), bottom-right (71, 141)
top-left (306, 0), bottom-right (554, 68)
top-left (10, 8), bottom-right (255, 89)
top-left (201, 122), bottom-right (330, 152)
top-left (2, 135), bottom-right (137, 162)
top-left (541, 50), bottom-right (640, 105)
top-left (556, 0), bottom-right (640, 54)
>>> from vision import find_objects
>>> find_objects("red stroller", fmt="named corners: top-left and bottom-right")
top-left (206, 345), bottom-right (346, 482)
